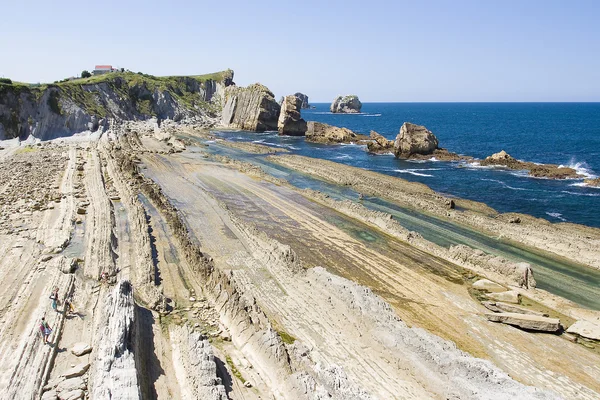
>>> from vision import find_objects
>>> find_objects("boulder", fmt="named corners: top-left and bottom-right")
top-left (41, 390), bottom-right (58, 400)
top-left (61, 363), bottom-right (90, 379)
top-left (58, 389), bottom-right (84, 400)
top-left (566, 320), bottom-right (600, 341)
top-left (305, 122), bottom-right (365, 144)
top-left (278, 95), bottom-right (307, 136)
top-left (487, 290), bottom-right (520, 304)
top-left (393, 122), bottom-right (439, 158)
top-left (330, 95), bottom-right (362, 113)
top-left (486, 312), bottom-right (561, 332)
top-left (71, 342), bottom-right (92, 356)
top-left (482, 301), bottom-right (548, 317)
top-left (221, 83), bottom-right (281, 132)
top-left (294, 92), bottom-right (310, 109)
top-left (366, 131), bottom-right (394, 154)
top-left (56, 377), bottom-right (86, 393)
top-left (472, 279), bottom-right (506, 293)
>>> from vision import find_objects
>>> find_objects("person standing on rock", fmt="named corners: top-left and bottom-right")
top-left (39, 317), bottom-right (52, 344)
top-left (64, 294), bottom-right (75, 315)
top-left (49, 287), bottom-right (59, 312)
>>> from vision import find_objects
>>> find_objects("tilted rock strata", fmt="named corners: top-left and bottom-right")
top-left (486, 313), bottom-right (561, 332)
top-left (305, 121), bottom-right (368, 144)
top-left (480, 150), bottom-right (580, 179)
top-left (221, 83), bottom-right (280, 132)
top-left (330, 95), bottom-right (362, 113)
top-left (0, 70), bottom-right (233, 140)
top-left (278, 95), bottom-right (307, 136)
top-left (394, 122), bottom-right (439, 158)
top-left (584, 177), bottom-right (600, 187)
top-left (366, 131), bottom-right (394, 154)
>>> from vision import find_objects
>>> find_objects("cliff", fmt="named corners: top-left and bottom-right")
top-left (0, 70), bottom-right (234, 140)
top-left (221, 83), bottom-right (280, 131)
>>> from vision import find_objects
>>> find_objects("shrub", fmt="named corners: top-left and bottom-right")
top-left (48, 90), bottom-right (62, 115)
top-left (0, 78), bottom-right (12, 84)
top-left (81, 70), bottom-right (91, 78)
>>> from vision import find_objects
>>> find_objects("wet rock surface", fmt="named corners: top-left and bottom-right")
top-left (480, 150), bottom-right (580, 179)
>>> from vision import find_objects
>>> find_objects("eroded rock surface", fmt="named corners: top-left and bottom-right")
top-left (294, 92), bottom-right (310, 109)
top-left (486, 313), bottom-right (561, 332)
top-left (330, 95), bottom-right (362, 113)
top-left (221, 83), bottom-right (280, 131)
top-left (394, 122), bottom-right (439, 158)
top-left (480, 150), bottom-right (580, 179)
top-left (278, 95), bottom-right (307, 136)
top-left (305, 121), bottom-right (368, 144)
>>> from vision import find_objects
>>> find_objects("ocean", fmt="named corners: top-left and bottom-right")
top-left (215, 102), bottom-right (600, 228)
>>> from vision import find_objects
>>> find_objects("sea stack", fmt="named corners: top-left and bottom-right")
top-left (393, 122), bottom-right (439, 159)
top-left (221, 83), bottom-right (280, 132)
top-left (330, 95), bottom-right (362, 113)
top-left (294, 93), bottom-right (310, 109)
top-left (278, 95), bottom-right (307, 136)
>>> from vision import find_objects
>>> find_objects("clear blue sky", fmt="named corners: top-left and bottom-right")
top-left (1, 0), bottom-right (598, 102)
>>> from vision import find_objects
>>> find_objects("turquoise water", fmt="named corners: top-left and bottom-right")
top-left (216, 102), bottom-right (600, 228)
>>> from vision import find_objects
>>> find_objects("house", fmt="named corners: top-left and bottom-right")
top-left (93, 65), bottom-right (116, 75)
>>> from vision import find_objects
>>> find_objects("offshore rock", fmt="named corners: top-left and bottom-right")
top-left (480, 150), bottom-right (580, 179)
top-left (366, 131), bottom-right (394, 154)
top-left (584, 177), bottom-right (600, 187)
top-left (330, 95), bottom-right (362, 113)
top-left (294, 92), bottom-right (310, 109)
top-left (221, 83), bottom-right (280, 132)
top-left (394, 122), bottom-right (439, 158)
top-left (305, 121), bottom-right (367, 144)
top-left (278, 95), bottom-right (307, 136)
top-left (486, 313), bottom-right (561, 332)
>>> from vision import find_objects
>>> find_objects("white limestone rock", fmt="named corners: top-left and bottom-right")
top-left (566, 320), bottom-right (600, 341)
top-left (486, 313), bottom-right (561, 332)
top-left (472, 278), bottom-right (506, 292)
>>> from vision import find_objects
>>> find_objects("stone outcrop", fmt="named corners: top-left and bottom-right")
top-left (0, 70), bottom-right (234, 140)
top-left (394, 122), bottom-right (439, 158)
top-left (487, 290), bottom-right (520, 304)
top-left (305, 121), bottom-right (368, 144)
top-left (330, 95), bottom-right (362, 113)
top-left (566, 320), bottom-right (600, 341)
top-left (480, 150), bottom-right (580, 179)
top-left (221, 83), bottom-right (280, 132)
top-left (278, 95), bottom-right (307, 136)
top-left (486, 313), bottom-right (561, 332)
top-left (294, 92), bottom-right (310, 109)
top-left (584, 177), bottom-right (600, 187)
top-left (472, 279), bottom-right (506, 292)
top-left (482, 301), bottom-right (549, 317)
top-left (366, 131), bottom-right (394, 154)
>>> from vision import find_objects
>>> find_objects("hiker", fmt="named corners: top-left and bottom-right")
top-left (64, 295), bottom-right (75, 315)
top-left (100, 271), bottom-right (107, 283)
top-left (39, 317), bottom-right (52, 344)
top-left (49, 288), bottom-right (59, 312)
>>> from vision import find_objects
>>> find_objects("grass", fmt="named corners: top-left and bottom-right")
top-left (225, 355), bottom-right (246, 383)
top-left (276, 329), bottom-right (297, 345)
top-left (15, 146), bottom-right (39, 154)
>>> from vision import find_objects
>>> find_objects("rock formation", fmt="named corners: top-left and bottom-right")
top-left (221, 83), bottom-right (280, 132)
top-left (486, 313), bottom-right (561, 332)
top-left (294, 92), bottom-right (310, 109)
top-left (366, 131), bottom-right (394, 154)
top-left (394, 122), bottom-right (439, 158)
top-left (330, 95), bottom-right (362, 113)
top-left (305, 121), bottom-right (368, 144)
top-left (0, 70), bottom-right (234, 140)
top-left (480, 150), bottom-right (581, 179)
top-left (278, 95), bottom-right (307, 136)
top-left (584, 177), bottom-right (600, 187)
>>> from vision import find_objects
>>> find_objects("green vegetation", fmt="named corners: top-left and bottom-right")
top-left (47, 90), bottom-right (62, 115)
top-left (225, 355), bottom-right (246, 383)
top-left (81, 70), bottom-right (91, 78)
top-left (0, 78), bottom-right (12, 84)
top-left (277, 329), bottom-right (297, 345)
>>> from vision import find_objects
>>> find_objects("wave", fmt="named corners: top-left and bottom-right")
top-left (361, 113), bottom-right (382, 117)
top-left (480, 178), bottom-right (532, 191)
top-left (546, 212), bottom-right (567, 221)
top-left (560, 190), bottom-right (600, 197)
top-left (558, 159), bottom-right (596, 179)
top-left (394, 169), bottom-right (434, 177)
top-left (334, 154), bottom-right (354, 160)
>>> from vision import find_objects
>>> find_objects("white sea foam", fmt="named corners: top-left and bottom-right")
top-left (561, 190), bottom-right (600, 197)
top-left (361, 113), bottom-right (382, 117)
top-left (394, 169), bottom-right (435, 177)
top-left (546, 212), bottom-right (567, 221)
top-left (480, 178), bottom-right (531, 191)
top-left (334, 154), bottom-right (353, 160)
top-left (558, 159), bottom-right (596, 179)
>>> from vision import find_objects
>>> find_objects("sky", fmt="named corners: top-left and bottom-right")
top-left (1, 0), bottom-right (599, 102)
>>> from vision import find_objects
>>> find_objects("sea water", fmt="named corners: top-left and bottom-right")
top-left (216, 102), bottom-right (600, 228)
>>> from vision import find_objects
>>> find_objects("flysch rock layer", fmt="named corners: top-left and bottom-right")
top-left (486, 313), bottom-right (561, 332)
top-left (305, 121), bottom-right (368, 144)
top-left (278, 95), bottom-right (307, 136)
top-left (221, 83), bottom-right (281, 131)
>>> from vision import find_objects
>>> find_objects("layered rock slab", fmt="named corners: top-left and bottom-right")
top-left (305, 121), bottom-right (367, 144)
top-left (278, 95), bottom-right (307, 136)
top-left (480, 150), bottom-right (580, 179)
top-left (221, 83), bottom-right (280, 132)
top-left (486, 313), bottom-right (561, 332)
